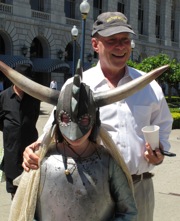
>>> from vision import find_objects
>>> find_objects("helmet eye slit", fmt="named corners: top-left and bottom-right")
top-left (59, 112), bottom-right (92, 128)
top-left (59, 111), bottom-right (71, 126)
top-left (78, 114), bottom-right (91, 127)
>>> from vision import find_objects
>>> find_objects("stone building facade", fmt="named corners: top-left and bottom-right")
top-left (0, 0), bottom-right (179, 89)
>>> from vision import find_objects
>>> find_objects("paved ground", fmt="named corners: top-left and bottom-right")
top-left (153, 129), bottom-right (180, 221)
top-left (0, 102), bottom-right (180, 221)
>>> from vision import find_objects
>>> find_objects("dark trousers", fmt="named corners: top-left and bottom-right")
top-left (6, 176), bottom-right (18, 194)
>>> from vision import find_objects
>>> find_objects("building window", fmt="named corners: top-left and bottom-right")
top-left (30, 0), bottom-right (44, 12)
top-left (171, 0), bottom-right (175, 42)
top-left (0, 0), bottom-right (13, 5)
top-left (138, 0), bottom-right (144, 35)
top-left (117, 0), bottom-right (124, 13)
top-left (64, 0), bottom-right (75, 19)
top-left (65, 42), bottom-right (73, 61)
top-left (30, 38), bottom-right (43, 58)
top-left (156, 0), bottom-right (160, 39)
top-left (93, 0), bottom-right (102, 21)
top-left (93, 51), bottom-right (98, 60)
top-left (0, 35), bottom-right (5, 54)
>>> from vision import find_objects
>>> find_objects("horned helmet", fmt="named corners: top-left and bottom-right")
top-left (56, 67), bottom-right (100, 141)
top-left (0, 59), bottom-right (169, 142)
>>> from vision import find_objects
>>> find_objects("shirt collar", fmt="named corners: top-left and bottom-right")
top-left (127, 65), bottom-right (144, 79)
top-left (83, 61), bottom-right (106, 89)
top-left (9, 86), bottom-right (16, 98)
top-left (93, 63), bottom-right (132, 87)
top-left (95, 63), bottom-right (135, 82)
top-left (83, 62), bottom-right (143, 89)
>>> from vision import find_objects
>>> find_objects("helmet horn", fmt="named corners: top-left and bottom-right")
top-left (0, 61), bottom-right (169, 108)
top-left (0, 61), bottom-right (59, 105)
top-left (93, 65), bottom-right (169, 107)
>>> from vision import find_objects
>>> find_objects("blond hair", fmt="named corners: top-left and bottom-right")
top-left (98, 127), bottom-right (134, 192)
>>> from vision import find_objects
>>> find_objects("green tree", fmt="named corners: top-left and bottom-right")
top-left (127, 54), bottom-right (180, 99)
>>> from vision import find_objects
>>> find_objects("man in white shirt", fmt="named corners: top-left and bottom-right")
top-left (50, 80), bottom-right (57, 90)
top-left (23, 12), bottom-right (173, 221)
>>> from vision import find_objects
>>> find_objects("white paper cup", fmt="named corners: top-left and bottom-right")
top-left (141, 125), bottom-right (160, 150)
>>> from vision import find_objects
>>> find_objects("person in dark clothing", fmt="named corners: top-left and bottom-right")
top-left (0, 64), bottom-right (40, 200)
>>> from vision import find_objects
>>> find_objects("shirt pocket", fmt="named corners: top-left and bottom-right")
top-left (133, 105), bottom-right (152, 136)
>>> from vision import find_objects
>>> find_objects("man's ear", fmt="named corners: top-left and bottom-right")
top-left (91, 38), bottom-right (99, 53)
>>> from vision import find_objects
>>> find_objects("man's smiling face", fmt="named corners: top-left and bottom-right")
top-left (92, 33), bottom-right (132, 74)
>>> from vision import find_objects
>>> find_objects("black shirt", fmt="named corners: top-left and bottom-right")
top-left (0, 86), bottom-right (40, 180)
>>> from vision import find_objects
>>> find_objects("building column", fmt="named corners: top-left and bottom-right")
top-left (160, 0), bottom-right (171, 46)
top-left (127, 0), bottom-right (139, 35)
top-left (174, 2), bottom-right (180, 47)
top-left (146, 0), bottom-right (156, 43)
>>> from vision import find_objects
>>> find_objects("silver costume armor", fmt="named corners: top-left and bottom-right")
top-left (36, 145), bottom-right (136, 221)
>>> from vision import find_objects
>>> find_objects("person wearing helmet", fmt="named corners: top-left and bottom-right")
top-left (7, 69), bottom-right (137, 221)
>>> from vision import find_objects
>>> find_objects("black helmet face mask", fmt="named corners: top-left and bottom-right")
top-left (56, 80), bottom-right (98, 141)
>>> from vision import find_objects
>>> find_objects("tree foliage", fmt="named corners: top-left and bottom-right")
top-left (127, 53), bottom-right (180, 97)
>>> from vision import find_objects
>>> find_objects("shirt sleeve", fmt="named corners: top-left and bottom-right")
top-left (34, 100), bottom-right (41, 123)
top-left (151, 96), bottom-right (173, 151)
top-left (0, 95), bottom-right (5, 131)
top-left (109, 157), bottom-right (137, 220)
